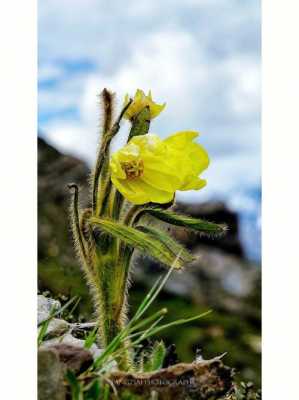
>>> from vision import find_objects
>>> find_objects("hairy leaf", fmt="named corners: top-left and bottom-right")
top-left (90, 217), bottom-right (185, 268)
top-left (136, 225), bottom-right (194, 264)
top-left (141, 208), bottom-right (227, 236)
top-left (143, 341), bottom-right (167, 372)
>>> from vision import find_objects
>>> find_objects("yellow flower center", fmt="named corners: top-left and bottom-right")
top-left (121, 160), bottom-right (144, 180)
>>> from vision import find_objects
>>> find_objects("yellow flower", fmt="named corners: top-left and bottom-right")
top-left (110, 131), bottom-right (209, 205)
top-left (123, 89), bottom-right (166, 120)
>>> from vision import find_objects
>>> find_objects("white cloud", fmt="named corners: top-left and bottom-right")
top-left (43, 122), bottom-right (97, 162)
top-left (39, 1), bottom-right (261, 202)
top-left (80, 29), bottom-right (207, 128)
top-left (42, 25), bottom-right (260, 190)
top-left (225, 57), bottom-right (261, 116)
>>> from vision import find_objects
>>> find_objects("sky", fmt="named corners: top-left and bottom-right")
top-left (38, 0), bottom-right (261, 244)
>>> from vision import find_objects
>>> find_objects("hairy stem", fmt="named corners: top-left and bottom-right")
top-left (93, 240), bottom-right (132, 370)
top-left (68, 184), bottom-right (87, 261)
top-left (92, 99), bottom-right (132, 215)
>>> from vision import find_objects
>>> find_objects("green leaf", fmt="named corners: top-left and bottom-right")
top-left (84, 324), bottom-right (99, 349)
top-left (141, 208), bottom-right (227, 235)
top-left (84, 379), bottom-right (101, 399)
top-left (38, 302), bottom-right (59, 346)
top-left (143, 340), bottom-right (167, 372)
top-left (103, 384), bottom-right (110, 400)
top-left (37, 318), bottom-right (51, 346)
top-left (141, 310), bottom-right (212, 340)
top-left (90, 217), bottom-right (184, 268)
top-left (65, 370), bottom-right (84, 400)
top-left (136, 225), bottom-right (194, 264)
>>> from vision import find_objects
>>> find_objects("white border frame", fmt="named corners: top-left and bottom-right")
top-left (1, 0), bottom-right (299, 398)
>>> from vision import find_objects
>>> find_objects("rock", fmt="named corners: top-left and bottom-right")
top-left (44, 318), bottom-right (70, 339)
top-left (38, 347), bottom-right (65, 400)
top-left (48, 343), bottom-right (93, 374)
top-left (42, 333), bottom-right (117, 373)
top-left (38, 293), bottom-right (105, 365)
top-left (38, 136), bottom-right (89, 264)
top-left (134, 246), bottom-right (260, 317)
top-left (38, 295), bottom-right (61, 324)
top-left (38, 137), bottom-right (92, 315)
top-left (38, 295), bottom-right (70, 338)
top-left (42, 333), bottom-right (104, 363)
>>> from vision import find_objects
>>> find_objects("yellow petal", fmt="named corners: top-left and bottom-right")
top-left (163, 131), bottom-right (199, 149)
top-left (135, 89), bottom-right (144, 101)
top-left (123, 89), bottom-right (165, 120)
top-left (180, 177), bottom-right (207, 191)
top-left (110, 126), bottom-right (209, 205)
top-left (142, 169), bottom-right (180, 192)
top-left (130, 134), bottom-right (164, 153)
top-left (111, 176), bottom-right (149, 204)
top-left (128, 179), bottom-right (174, 204)
top-left (149, 102), bottom-right (166, 119)
top-left (187, 142), bottom-right (210, 175)
top-left (112, 175), bottom-right (173, 205)
top-left (163, 130), bottom-right (209, 190)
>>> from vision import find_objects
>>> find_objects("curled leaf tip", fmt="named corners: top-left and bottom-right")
top-left (67, 183), bottom-right (79, 192)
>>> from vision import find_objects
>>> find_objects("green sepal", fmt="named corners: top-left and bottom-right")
top-left (89, 217), bottom-right (185, 268)
top-left (128, 106), bottom-right (150, 141)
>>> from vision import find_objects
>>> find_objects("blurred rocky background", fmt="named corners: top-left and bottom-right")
top-left (38, 136), bottom-right (261, 387)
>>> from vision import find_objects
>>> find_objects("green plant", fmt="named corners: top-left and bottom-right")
top-left (68, 88), bottom-right (226, 370)
top-left (65, 266), bottom-right (212, 399)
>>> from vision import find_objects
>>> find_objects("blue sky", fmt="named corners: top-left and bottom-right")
top-left (38, 0), bottom-right (260, 206)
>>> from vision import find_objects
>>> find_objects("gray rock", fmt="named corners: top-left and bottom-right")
top-left (48, 343), bottom-right (93, 374)
top-left (43, 333), bottom-right (102, 361)
top-left (134, 245), bottom-right (260, 316)
top-left (38, 347), bottom-right (65, 400)
top-left (37, 296), bottom-right (115, 369)
top-left (38, 295), bottom-right (70, 338)
top-left (45, 318), bottom-right (70, 338)
top-left (192, 246), bottom-right (258, 298)
top-left (42, 333), bottom-right (117, 372)
top-left (38, 295), bottom-right (61, 325)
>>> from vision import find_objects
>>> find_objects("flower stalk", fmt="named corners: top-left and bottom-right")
top-left (68, 88), bottom-right (226, 371)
